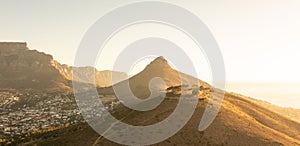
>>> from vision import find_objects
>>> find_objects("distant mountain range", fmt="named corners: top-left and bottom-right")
top-left (1, 42), bottom-right (300, 145)
top-left (0, 42), bottom-right (127, 92)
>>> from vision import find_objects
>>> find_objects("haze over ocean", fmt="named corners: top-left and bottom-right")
top-left (226, 82), bottom-right (300, 108)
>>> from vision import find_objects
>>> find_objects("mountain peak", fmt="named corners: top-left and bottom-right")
top-left (152, 56), bottom-right (167, 63)
top-left (146, 56), bottom-right (170, 69)
top-left (126, 56), bottom-right (181, 97)
top-left (155, 56), bottom-right (167, 61)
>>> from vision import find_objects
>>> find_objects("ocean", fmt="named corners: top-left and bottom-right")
top-left (225, 82), bottom-right (300, 109)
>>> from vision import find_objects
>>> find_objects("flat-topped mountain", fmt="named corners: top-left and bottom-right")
top-left (0, 42), bottom-right (69, 91)
top-left (0, 42), bottom-right (127, 92)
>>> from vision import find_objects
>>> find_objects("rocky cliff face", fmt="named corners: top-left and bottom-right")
top-left (0, 42), bottom-right (70, 91)
top-left (0, 42), bottom-right (127, 92)
top-left (72, 67), bottom-right (127, 87)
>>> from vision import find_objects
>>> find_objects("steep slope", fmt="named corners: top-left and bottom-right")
top-left (111, 56), bottom-right (210, 98)
top-left (0, 42), bottom-right (70, 91)
top-left (234, 93), bottom-right (300, 123)
top-left (0, 42), bottom-right (127, 91)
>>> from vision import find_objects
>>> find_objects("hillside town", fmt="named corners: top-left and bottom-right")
top-left (0, 91), bottom-right (120, 143)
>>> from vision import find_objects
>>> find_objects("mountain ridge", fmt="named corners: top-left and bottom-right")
top-left (0, 42), bottom-right (127, 92)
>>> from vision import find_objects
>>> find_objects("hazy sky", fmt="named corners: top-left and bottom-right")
top-left (1, 0), bottom-right (300, 83)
